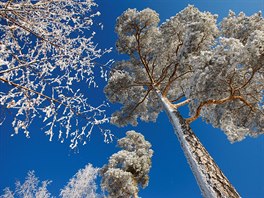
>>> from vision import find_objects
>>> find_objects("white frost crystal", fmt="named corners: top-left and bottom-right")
top-left (100, 131), bottom-right (153, 198)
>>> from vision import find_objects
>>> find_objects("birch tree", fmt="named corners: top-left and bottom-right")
top-left (0, 171), bottom-right (52, 198)
top-left (60, 164), bottom-right (99, 198)
top-left (0, 0), bottom-right (112, 149)
top-left (100, 131), bottom-right (153, 198)
top-left (1, 166), bottom-right (99, 198)
top-left (1, 132), bottom-right (152, 198)
top-left (104, 6), bottom-right (263, 198)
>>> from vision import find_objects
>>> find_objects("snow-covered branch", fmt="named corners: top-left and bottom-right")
top-left (0, 0), bottom-right (112, 148)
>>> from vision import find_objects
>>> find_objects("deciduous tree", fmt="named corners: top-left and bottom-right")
top-left (60, 164), bottom-right (99, 198)
top-left (0, 171), bottom-right (52, 198)
top-left (0, 0), bottom-right (112, 149)
top-left (1, 132), bottom-right (153, 198)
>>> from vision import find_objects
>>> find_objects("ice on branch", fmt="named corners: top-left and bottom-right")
top-left (0, 171), bottom-right (52, 198)
top-left (0, 0), bottom-right (113, 148)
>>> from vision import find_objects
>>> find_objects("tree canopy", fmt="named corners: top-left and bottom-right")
top-left (105, 5), bottom-right (264, 143)
top-left (0, 171), bottom-right (52, 198)
top-left (60, 164), bottom-right (99, 198)
top-left (1, 131), bottom-right (153, 198)
top-left (101, 131), bottom-right (153, 198)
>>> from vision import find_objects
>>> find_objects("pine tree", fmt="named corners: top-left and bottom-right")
top-left (104, 6), bottom-right (263, 197)
top-left (100, 131), bottom-right (153, 198)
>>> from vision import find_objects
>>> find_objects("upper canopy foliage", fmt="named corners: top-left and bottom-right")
top-left (100, 130), bottom-right (153, 198)
top-left (105, 5), bottom-right (264, 142)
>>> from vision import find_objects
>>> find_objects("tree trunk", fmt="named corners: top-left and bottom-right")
top-left (156, 90), bottom-right (240, 198)
top-left (133, 192), bottom-right (139, 198)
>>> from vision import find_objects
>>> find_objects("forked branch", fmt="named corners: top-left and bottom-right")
top-left (129, 88), bottom-right (153, 115)
top-left (186, 95), bottom-right (255, 124)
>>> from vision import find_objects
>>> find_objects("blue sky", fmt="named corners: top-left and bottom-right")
top-left (1, 0), bottom-right (264, 197)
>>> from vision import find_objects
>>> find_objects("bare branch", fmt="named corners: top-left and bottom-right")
top-left (173, 99), bottom-right (191, 109)
top-left (170, 94), bottom-right (184, 103)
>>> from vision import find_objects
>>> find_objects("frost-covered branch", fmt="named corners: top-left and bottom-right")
top-left (0, 171), bottom-right (52, 198)
top-left (0, 0), bottom-right (113, 148)
top-left (0, 167), bottom-right (99, 198)
top-left (188, 31), bottom-right (263, 141)
top-left (60, 164), bottom-right (99, 198)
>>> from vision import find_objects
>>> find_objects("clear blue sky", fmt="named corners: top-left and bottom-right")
top-left (1, 0), bottom-right (264, 197)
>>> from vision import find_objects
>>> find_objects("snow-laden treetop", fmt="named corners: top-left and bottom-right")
top-left (101, 130), bottom-right (153, 198)
top-left (105, 5), bottom-right (263, 143)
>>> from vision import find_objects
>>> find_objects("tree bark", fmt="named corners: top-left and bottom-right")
top-left (156, 90), bottom-right (240, 198)
top-left (133, 192), bottom-right (139, 198)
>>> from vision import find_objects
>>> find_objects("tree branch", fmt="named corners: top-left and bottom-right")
top-left (129, 88), bottom-right (152, 115)
top-left (235, 66), bottom-right (260, 91)
top-left (162, 69), bottom-right (192, 97)
top-left (134, 32), bottom-right (155, 84)
top-left (4, 0), bottom-right (13, 10)
top-left (162, 62), bottom-right (179, 96)
top-left (0, 12), bottom-right (60, 48)
top-left (0, 77), bottom-right (80, 116)
top-left (154, 62), bottom-right (174, 86)
top-left (170, 94), bottom-right (184, 103)
top-left (173, 99), bottom-right (191, 109)
top-left (186, 95), bottom-right (255, 124)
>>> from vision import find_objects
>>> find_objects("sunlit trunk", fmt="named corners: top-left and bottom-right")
top-left (133, 178), bottom-right (139, 198)
top-left (155, 90), bottom-right (240, 198)
top-left (133, 192), bottom-right (138, 198)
